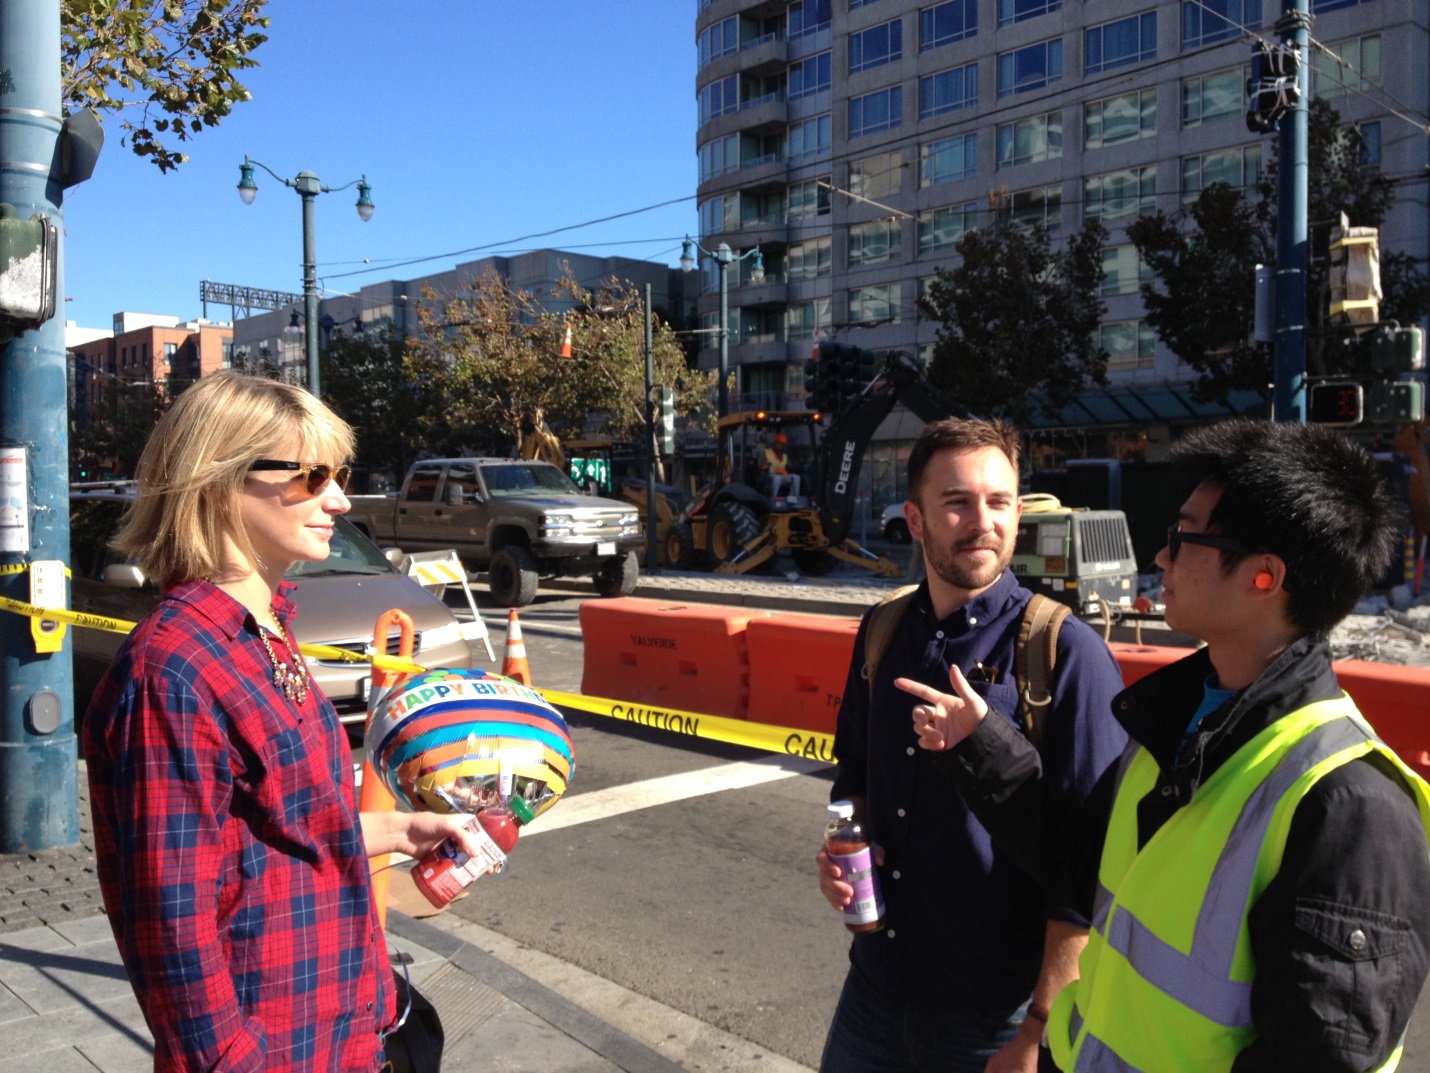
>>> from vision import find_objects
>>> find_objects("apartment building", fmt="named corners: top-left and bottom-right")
top-left (693, 0), bottom-right (1428, 448)
top-left (68, 313), bottom-right (233, 428)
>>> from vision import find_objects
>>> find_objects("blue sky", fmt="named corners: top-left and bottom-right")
top-left (61, 1), bottom-right (698, 330)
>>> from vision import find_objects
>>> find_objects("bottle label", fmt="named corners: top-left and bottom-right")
top-left (827, 846), bottom-right (885, 926)
top-left (412, 816), bottom-right (509, 907)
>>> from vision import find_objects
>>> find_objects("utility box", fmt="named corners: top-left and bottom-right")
top-left (0, 204), bottom-right (58, 330)
top-left (1013, 507), bottom-right (1139, 615)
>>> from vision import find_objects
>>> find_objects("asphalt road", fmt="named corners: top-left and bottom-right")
top-left (402, 589), bottom-right (1430, 1072)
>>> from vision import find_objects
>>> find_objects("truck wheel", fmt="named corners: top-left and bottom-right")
top-left (709, 501), bottom-right (762, 565)
top-left (664, 523), bottom-right (695, 570)
top-left (884, 518), bottom-right (910, 544)
top-left (593, 551), bottom-right (639, 598)
top-left (489, 546), bottom-right (538, 607)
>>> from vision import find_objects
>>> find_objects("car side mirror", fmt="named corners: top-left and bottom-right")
top-left (102, 563), bottom-right (147, 589)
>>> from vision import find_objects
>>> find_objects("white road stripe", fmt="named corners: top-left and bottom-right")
top-left (521, 753), bottom-right (829, 835)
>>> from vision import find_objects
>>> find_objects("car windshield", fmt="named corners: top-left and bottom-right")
top-left (478, 462), bottom-right (581, 497)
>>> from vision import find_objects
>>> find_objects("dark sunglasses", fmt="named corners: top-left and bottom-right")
top-left (249, 459), bottom-right (352, 495)
top-left (1166, 526), bottom-right (1262, 562)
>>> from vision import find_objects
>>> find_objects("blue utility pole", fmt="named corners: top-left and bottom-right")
top-left (0, 0), bottom-right (78, 851)
top-left (1273, 0), bottom-right (1312, 423)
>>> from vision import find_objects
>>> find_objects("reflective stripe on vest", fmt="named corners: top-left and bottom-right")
top-left (1053, 696), bottom-right (1430, 1072)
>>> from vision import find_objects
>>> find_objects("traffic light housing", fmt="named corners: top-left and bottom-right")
top-left (1367, 380), bottom-right (1424, 424)
top-left (1370, 325), bottom-right (1425, 372)
top-left (1247, 41), bottom-right (1301, 134)
top-left (808, 342), bottom-right (846, 412)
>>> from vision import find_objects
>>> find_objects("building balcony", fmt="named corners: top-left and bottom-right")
top-left (738, 217), bottom-right (788, 249)
top-left (736, 93), bottom-right (788, 135)
top-left (737, 154), bottom-right (788, 191)
top-left (739, 34), bottom-right (788, 77)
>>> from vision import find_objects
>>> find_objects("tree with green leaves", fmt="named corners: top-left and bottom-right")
top-left (918, 217), bottom-right (1109, 426)
top-left (406, 267), bottom-right (707, 457)
top-left (319, 327), bottom-right (445, 478)
top-left (62, 0), bottom-right (269, 172)
top-left (1129, 97), bottom-right (1430, 400)
top-left (70, 383), bottom-right (166, 479)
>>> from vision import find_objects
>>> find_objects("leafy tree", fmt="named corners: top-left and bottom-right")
top-left (1127, 185), bottom-right (1273, 400)
top-left (61, 0), bottom-right (269, 172)
top-left (319, 327), bottom-right (443, 477)
top-left (918, 217), bottom-right (1109, 425)
top-left (406, 267), bottom-right (708, 456)
top-left (70, 383), bottom-right (166, 479)
top-left (1130, 98), bottom-right (1430, 399)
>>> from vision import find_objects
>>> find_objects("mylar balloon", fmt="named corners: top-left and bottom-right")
top-left (366, 667), bottom-right (575, 818)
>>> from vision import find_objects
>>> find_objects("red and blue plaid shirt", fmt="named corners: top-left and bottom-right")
top-left (83, 580), bottom-right (394, 1072)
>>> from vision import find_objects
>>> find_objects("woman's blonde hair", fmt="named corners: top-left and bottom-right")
top-left (115, 371), bottom-right (356, 587)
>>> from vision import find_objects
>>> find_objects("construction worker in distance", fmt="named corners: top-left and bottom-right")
top-left (762, 431), bottom-right (800, 498)
top-left (905, 419), bottom-right (1430, 1072)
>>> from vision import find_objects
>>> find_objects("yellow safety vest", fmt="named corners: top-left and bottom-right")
top-left (764, 447), bottom-right (789, 475)
top-left (1049, 695), bottom-right (1430, 1072)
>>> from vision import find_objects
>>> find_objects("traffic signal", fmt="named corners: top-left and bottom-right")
top-left (1370, 326), bottom-right (1425, 372)
top-left (1367, 380), bottom-right (1425, 424)
top-left (1307, 381), bottom-right (1363, 427)
top-left (1328, 217), bottom-right (1380, 327)
top-left (803, 353), bottom-right (821, 410)
top-left (657, 385), bottom-right (676, 454)
top-left (1247, 41), bottom-right (1300, 134)
top-left (812, 342), bottom-right (847, 411)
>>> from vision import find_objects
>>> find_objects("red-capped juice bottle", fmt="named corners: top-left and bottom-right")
top-left (411, 794), bottom-right (536, 909)
top-left (825, 800), bottom-right (885, 933)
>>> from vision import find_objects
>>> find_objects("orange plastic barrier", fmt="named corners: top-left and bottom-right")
top-left (1107, 642), bottom-right (1183, 687)
top-left (579, 597), bottom-right (766, 719)
top-left (746, 613), bottom-right (861, 735)
top-left (1331, 660), bottom-right (1430, 780)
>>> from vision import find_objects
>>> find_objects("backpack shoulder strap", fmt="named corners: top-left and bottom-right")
top-left (863, 584), bottom-right (920, 699)
top-left (1016, 594), bottom-right (1073, 752)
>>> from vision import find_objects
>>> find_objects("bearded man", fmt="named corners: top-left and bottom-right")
top-left (814, 417), bottom-right (1128, 1073)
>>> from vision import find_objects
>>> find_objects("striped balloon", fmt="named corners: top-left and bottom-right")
top-left (365, 667), bottom-right (575, 818)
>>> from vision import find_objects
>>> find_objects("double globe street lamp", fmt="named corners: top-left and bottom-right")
top-left (237, 157), bottom-right (374, 398)
top-left (680, 236), bottom-right (763, 418)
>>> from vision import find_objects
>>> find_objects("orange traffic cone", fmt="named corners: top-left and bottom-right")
top-left (559, 319), bottom-right (573, 358)
top-left (502, 608), bottom-right (531, 685)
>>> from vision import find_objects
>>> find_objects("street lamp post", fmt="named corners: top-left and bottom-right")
top-left (237, 157), bottom-right (374, 398)
top-left (680, 236), bottom-right (763, 417)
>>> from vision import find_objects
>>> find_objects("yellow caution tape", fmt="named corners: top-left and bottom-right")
top-left (0, 595), bottom-right (426, 676)
top-left (537, 687), bottom-right (836, 764)
top-left (0, 562), bottom-right (71, 577)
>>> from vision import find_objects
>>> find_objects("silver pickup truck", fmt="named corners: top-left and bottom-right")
top-left (344, 457), bottom-right (643, 607)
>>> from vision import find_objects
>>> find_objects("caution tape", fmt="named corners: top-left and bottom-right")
top-left (0, 595), bottom-right (426, 676)
top-left (538, 687), bottom-right (836, 764)
top-left (0, 562), bottom-right (71, 577)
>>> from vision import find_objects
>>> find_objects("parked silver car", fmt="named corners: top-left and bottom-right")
top-left (69, 487), bottom-right (475, 723)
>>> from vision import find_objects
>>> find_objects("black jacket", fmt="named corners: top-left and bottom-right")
top-left (939, 637), bottom-right (1430, 1073)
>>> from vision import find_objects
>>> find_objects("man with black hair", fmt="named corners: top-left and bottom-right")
top-left (906, 420), bottom-right (1430, 1072)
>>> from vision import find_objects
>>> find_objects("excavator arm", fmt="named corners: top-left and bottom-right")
top-left (814, 351), bottom-right (965, 544)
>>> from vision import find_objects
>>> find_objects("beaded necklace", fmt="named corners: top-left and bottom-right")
top-left (258, 610), bottom-right (309, 706)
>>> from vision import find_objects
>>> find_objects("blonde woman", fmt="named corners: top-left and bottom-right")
top-left (82, 371), bottom-right (477, 1073)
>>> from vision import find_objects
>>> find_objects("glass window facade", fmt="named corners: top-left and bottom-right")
top-left (1100, 319), bottom-right (1156, 369)
top-left (1181, 145), bottom-right (1261, 200)
top-left (1085, 166), bottom-right (1157, 222)
top-left (920, 0), bottom-right (977, 50)
top-left (1101, 245), bottom-right (1154, 296)
top-left (789, 114), bottom-right (833, 160)
top-left (1182, 0), bottom-right (1261, 50)
top-left (698, 17), bottom-right (738, 68)
top-left (1085, 90), bottom-right (1157, 149)
top-left (921, 133), bottom-right (978, 185)
top-left (849, 86), bottom-right (903, 137)
top-left (1312, 35), bottom-right (1381, 95)
top-left (850, 19), bottom-right (903, 73)
top-left (790, 0), bottom-right (833, 37)
top-left (920, 62), bottom-right (979, 118)
top-left (788, 178), bottom-right (832, 219)
top-left (999, 0), bottom-right (1061, 27)
top-left (998, 38), bottom-right (1063, 98)
top-left (1008, 184), bottom-right (1062, 233)
top-left (848, 218), bottom-right (903, 265)
top-left (1085, 12), bottom-right (1157, 75)
top-left (787, 298), bottom-right (832, 340)
top-left (787, 236), bottom-right (833, 281)
top-left (850, 150), bottom-right (903, 199)
top-left (849, 282), bottom-right (902, 323)
top-left (790, 52), bottom-right (833, 100)
top-left (699, 75), bottom-right (738, 124)
top-left (1182, 67), bottom-right (1244, 127)
top-left (919, 203), bottom-right (977, 254)
top-left (998, 111), bottom-right (1062, 167)
top-left (699, 134), bottom-right (739, 182)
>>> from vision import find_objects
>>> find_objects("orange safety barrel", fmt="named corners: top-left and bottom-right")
top-left (579, 596), bottom-right (767, 719)
top-left (746, 613), bottom-right (860, 735)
